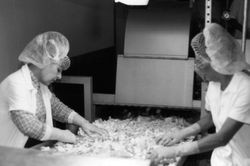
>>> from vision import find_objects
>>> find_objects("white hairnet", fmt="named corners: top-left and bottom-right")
top-left (18, 31), bottom-right (70, 70)
top-left (191, 33), bottom-right (210, 67)
top-left (191, 33), bottom-right (211, 80)
top-left (203, 23), bottom-right (250, 75)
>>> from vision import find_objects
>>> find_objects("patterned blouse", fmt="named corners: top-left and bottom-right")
top-left (10, 71), bottom-right (74, 140)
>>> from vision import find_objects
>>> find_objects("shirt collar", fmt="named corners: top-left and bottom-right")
top-left (222, 72), bottom-right (240, 94)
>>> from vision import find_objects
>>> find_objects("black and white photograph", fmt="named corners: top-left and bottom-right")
top-left (0, 0), bottom-right (250, 166)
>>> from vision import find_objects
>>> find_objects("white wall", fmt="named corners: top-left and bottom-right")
top-left (0, 0), bottom-right (114, 81)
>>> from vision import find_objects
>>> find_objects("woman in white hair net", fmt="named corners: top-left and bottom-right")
top-left (149, 23), bottom-right (250, 166)
top-left (0, 31), bottom-right (107, 148)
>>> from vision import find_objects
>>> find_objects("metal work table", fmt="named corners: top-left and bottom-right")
top-left (30, 141), bottom-right (186, 166)
top-left (0, 145), bottom-right (151, 166)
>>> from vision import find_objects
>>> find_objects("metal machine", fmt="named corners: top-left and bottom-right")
top-left (94, 0), bottom-right (197, 109)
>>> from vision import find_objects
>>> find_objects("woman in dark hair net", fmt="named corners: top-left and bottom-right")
top-left (0, 32), bottom-right (107, 148)
top-left (150, 23), bottom-right (250, 166)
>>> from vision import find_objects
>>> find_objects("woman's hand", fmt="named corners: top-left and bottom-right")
top-left (156, 132), bottom-right (183, 146)
top-left (72, 113), bottom-right (109, 138)
top-left (50, 128), bottom-right (76, 143)
top-left (150, 141), bottom-right (200, 165)
top-left (61, 130), bottom-right (77, 143)
top-left (149, 146), bottom-right (177, 163)
top-left (80, 122), bottom-right (108, 138)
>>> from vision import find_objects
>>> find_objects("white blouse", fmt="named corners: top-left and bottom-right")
top-left (206, 72), bottom-right (250, 166)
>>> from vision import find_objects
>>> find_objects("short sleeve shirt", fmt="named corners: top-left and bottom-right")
top-left (205, 72), bottom-right (250, 165)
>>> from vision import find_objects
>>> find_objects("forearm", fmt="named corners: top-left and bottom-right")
top-left (196, 111), bottom-right (214, 133)
top-left (155, 133), bottom-right (225, 158)
top-left (165, 116), bottom-right (244, 158)
top-left (71, 113), bottom-right (90, 127)
top-left (179, 118), bottom-right (244, 157)
top-left (51, 94), bottom-right (74, 123)
top-left (180, 123), bottom-right (201, 139)
top-left (197, 133), bottom-right (225, 153)
top-left (178, 112), bottom-right (213, 140)
top-left (10, 110), bottom-right (76, 143)
top-left (160, 130), bottom-right (221, 158)
top-left (197, 117), bottom-right (243, 153)
top-left (10, 110), bottom-right (46, 140)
